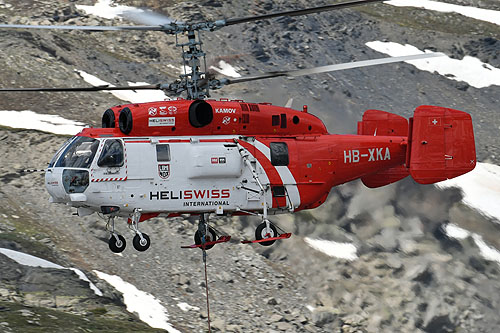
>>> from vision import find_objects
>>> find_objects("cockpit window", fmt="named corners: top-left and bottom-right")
top-left (48, 137), bottom-right (74, 168)
top-left (156, 144), bottom-right (171, 162)
top-left (56, 136), bottom-right (99, 169)
top-left (270, 142), bottom-right (289, 166)
top-left (97, 139), bottom-right (124, 168)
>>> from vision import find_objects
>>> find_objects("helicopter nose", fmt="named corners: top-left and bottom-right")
top-left (45, 168), bottom-right (91, 204)
top-left (45, 168), bottom-right (67, 203)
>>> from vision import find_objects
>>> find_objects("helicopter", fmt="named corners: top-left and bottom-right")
top-left (0, 0), bottom-right (476, 254)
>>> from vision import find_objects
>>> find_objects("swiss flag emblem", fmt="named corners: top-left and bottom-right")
top-left (429, 117), bottom-right (441, 126)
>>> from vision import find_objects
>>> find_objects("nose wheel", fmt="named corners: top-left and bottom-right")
top-left (133, 233), bottom-right (151, 252)
top-left (104, 210), bottom-right (153, 253)
top-left (109, 234), bottom-right (126, 253)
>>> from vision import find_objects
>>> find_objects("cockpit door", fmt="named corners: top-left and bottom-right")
top-left (91, 139), bottom-right (127, 182)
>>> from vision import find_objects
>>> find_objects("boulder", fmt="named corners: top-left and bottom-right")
top-left (312, 307), bottom-right (340, 327)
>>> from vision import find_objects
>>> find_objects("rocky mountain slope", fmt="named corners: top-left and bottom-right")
top-left (0, 0), bottom-right (499, 332)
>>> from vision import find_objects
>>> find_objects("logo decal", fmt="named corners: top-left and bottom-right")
top-left (211, 157), bottom-right (226, 164)
top-left (215, 108), bottom-right (236, 114)
top-left (149, 117), bottom-right (175, 127)
top-left (222, 116), bottom-right (231, 125)
top-left (159, 106), bottom-right (168, 115)
top-left (148, 107), bottom-right (157, 116)
top-left (158, 164), bottom-right (170, 179)
top-left (168, 106), bottom-right (177, 114)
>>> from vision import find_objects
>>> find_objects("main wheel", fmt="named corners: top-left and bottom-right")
top-left (133, 233), bottom-right (151, 252)
top-left (109, 234), bottom-right (126, 253)
top-left (194, 227), bottom-right (217, 250)
top-left (255, 222), bottom-right (278, 247)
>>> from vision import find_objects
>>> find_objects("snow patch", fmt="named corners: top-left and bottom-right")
top-left (443, 223), bottom-right (469, 240)
top-left (76, 70), bottom-right (170, 103)
top-left (69, 268), bottom-right (103, 296)
top-left (76, 0), bottom-right (142, 20)
top-left (0, 248), bottom-right (64, 269)
top-left (384, 0), bottom-right (500, 26)
top-left (210, 60), bottom-right (242, 78)
top-left (444, 224), bottom-right (500, 265)
top-left (93, 270), bottom-right (180, 332)
top-left (0, 110), bottom-right (85, 135)
top-left (306, 305), bottom-right (315, 312)
top-left (0, 248), bottom-right (102, 296)
top-left (177, 302), bottom-right (200, 312)
top-left (472, 234), bottom-right (500, 264)
top-left (365, 41), bottom-right (500, 88)
top-left (436, 162), bottom-right (500, 222)
top-left (304, 237), bottom-right (358, 260)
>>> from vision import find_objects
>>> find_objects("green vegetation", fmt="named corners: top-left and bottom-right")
top-left (0, 232), bottom-right (61, 264)
top-left (0, 300), bottom-right (165, 333)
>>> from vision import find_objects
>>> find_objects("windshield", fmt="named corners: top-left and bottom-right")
top-left (55, 136), bottom-right (99, 169)
top-left (48, 137), bottom-right (74, 168)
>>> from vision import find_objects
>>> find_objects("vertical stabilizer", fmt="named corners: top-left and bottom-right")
top-left (409, 105), bottom-right (476, 184)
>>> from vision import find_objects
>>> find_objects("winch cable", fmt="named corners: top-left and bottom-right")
top-left (198, 214), bottom-right (212, 333)
top-left (202, 246), bottom-right (211, 333)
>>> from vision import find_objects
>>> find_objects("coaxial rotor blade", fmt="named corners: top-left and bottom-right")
top-left (0, 84), bottom-right (165, 92)
top-left (120, 9), bottom-right (180, 26)
top-left (0, 1), bottom-right (386, 33)
top-left (0, 23), bottom-right (164, 31)
top-left (224, 53), bottom-right (445, 85)
top-left (224, 0), bottom-right (385, 26)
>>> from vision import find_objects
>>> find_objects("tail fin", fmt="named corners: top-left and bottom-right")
top-left (358, 106), bottom-right (476, 188)
top-left (408, 105), bottom-right (476, 184)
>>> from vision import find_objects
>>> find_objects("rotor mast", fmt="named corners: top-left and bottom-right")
top-left (177, 29), bottom-right (209, 100)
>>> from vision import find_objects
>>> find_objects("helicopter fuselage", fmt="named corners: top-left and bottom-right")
top-left (45, 132), bottom-right (406, 219)
top-left (45, 98), bottom-right (475, 228)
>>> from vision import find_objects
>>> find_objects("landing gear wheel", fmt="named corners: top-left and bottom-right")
top-left (109, 234), bottom-right (126, 253)
top-left (255, 222), bottom-right (278, 246)
top-left (194, 228), bottom-right (217, 250)
top-left (133, 233), bottom-right (151, 252)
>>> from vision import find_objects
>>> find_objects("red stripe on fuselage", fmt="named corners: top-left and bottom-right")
top-left (199, 139), bottom-right (236, 143)
top-left (158, 139), bottom-right (190, 143)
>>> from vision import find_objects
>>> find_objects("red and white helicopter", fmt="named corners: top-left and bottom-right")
top-left (0, 0), bottom-right (476, 254)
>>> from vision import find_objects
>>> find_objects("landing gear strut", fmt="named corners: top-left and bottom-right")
top-left (129, 208), bottom-right (151, 252)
